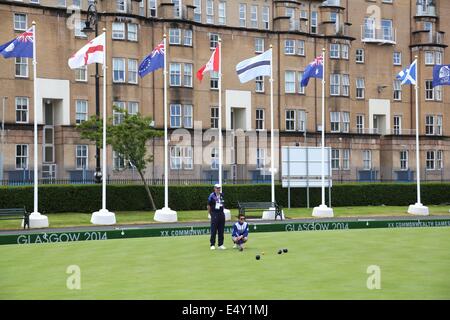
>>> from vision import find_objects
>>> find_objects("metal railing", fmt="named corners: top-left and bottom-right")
top-left (416, 5), bottom-right (437, 17)
top-left (361, 26), bottom-right (396, 44)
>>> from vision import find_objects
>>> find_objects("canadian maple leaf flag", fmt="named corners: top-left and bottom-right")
top-left (196, 45), bottom-right (219, 81)
top-left (68, 33), bottom-right (105, 69)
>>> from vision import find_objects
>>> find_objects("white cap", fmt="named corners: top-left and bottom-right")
top-left (214, 184), bottom-right (221, 188)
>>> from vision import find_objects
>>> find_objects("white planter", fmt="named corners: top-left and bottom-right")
top-left (154, 207), bottom-right (178, 222)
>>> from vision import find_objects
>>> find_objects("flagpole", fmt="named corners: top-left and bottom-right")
top-left (154, 34), bottom-right (177, 222)
top-left (312, 48), bottom-right (333, 217)
top-left (218, 39), bottom-right (222, 186)
top-left (408, 56), bottom-right (428, 215)
top-left (269, 45), bottom-right (275, 204)
top-left (29, 21), bottom-right (48, 228)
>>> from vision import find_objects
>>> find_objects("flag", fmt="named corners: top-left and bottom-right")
top-left (396, 59), bottom-right (417, 85)
top-left (432, 64), bottom-right (450, 87)
top-left (138, 40), bottom-right (165, 77)
top-left (68, 33), bottom-right (105, 69)
top-left (0, 27), bottom-right (34, 58)
top-left (300, 55), bottom-right (323, 87)
top-left (236, 48), bottom-right (272, 83)
top-left (197, 45), bottom-right (219, 81)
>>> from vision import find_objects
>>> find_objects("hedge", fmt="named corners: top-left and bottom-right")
top-left (0, 183), bottom-right (449, 214)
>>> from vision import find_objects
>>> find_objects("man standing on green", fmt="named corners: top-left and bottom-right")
top-left (207, 184), bottom-right (226, 250)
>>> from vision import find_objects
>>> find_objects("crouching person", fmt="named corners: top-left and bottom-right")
top-left (232, 213), bottom-right (249, 251)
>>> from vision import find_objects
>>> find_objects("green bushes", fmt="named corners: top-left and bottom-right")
top-left (0, 183), bottom-right (449, 213)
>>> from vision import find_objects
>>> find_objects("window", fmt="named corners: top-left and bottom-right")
top-left (381, 19), bottom-right (393, 41)
top-left (14, 13), bottom-right (27, 31)
top-left (356, 78), bottom-right (365, 99)
top-left (435, 51), bottom-right (443, 65)
top-left (256, 148), bottom-right (265, 169)
top-left (425, 80), bottom-right (434, 100)
top-left (343, 149), bottom-right (350, 170)
top-left (169, 28), bottom-right (181, 44)
top-left (113, 151), bottom-right (126, 170)
top-left (113, 101), bottom-right (125, 125)
top-left (286, 8), bottom-right (295, 30)
top-left (342, 112), bottom-right (350, 133)
top-left (171, 146), bottom-right (193, 170)
top-left (255, 76), bottom-right (264, 93)
top-left (436, 115), bottom-right (442, 135)
top-left (75, 66), bottom-right (87, 82)
top-left (331, 149), bottom-right (340, 170)
top-left (74, 20), bottom-right (87, 38)
top-left (342, 74), bottom-right (350, 97)
top-left (285, 110), bottom-right (296, 131)
top-left (435, 85), bottom-right (442, 101)
top-left (239, 4), bottom-right (246, 27)
top-left (250, 5), bottom-right (258, 28)
top-left (297, 40), bottom-right (305, 56)
top-left (393, 115), bottom-right (401, 135)
top-left (112, 22), bottom-right (125, 40)
top-left (262, 6), bottom-right (270, 30)
top-left (116, 0), bottom-right (126, 13)
top-left (255, 38), bottom-right (264, 53)
top-left (330, 74), bottom-right (340, 96)
top-left (356, 49), bottom-right (364, 63)
top-left (75, 100), bottom-right (88, 124)
top-left (128, 102), bottom-right (139, 115)
top-left (184, 147), bottom-right (193, 170)
top-left (425, 115), bottom-right (434, 135)
top-left (311, 11), bottom-right (318, 33)
top-left (437, 150), bottom-right (443, 170)
top-left (330, 43), bottom-right (340, 59)
top-left (170, 104), bottom-right (182, 128)
top-left (194, 0), bottom-right (201, 22)
top-left (341, 44), bottom-right (349, 60)
top-left (393, 52), bottom-right (402, 65)
top-left (184, 30), bottom-right (193, 46)
top-left (15, 58), bottom-right (28, 78)
top-left (206, 0), bottom-right (214, 24)
top-left (256, 109), bottom-right (264, 130)
top-left (400, 150), bottom-right (408, 170)
top-left (393, 80), bottom-right (402, 100)
top-left (112, 58), bottom-right (126, 83)
top-left (128, 59), bottom-right (138, 84)
top-left (356, 115), bottom-right (364, 134)
top-left (284, 40), bottom-right (295, 55)
top-left (209, 33), bottom-right (219, 49)
top-left (210, 71), bottom-right (219, 90)
top-left (211, 107), bottom-right (219, 128)
top-left (128, 23), bottom-right (138, 41)
top-left (218, 1), bottom-right (226, 25)
top-left (298, 72), bottom-right (305, 94)
top-left (149, 0), bottom-right (157, 17)
top-left (169, 63), bottom-right (181, 86)
top-left (76, 145), bottom-right (88, 170)
top-left (184, 105), bottom-right (193, 128)
top-left (285, 71), bottom-right (296, 93)
top-left (15, 97), bottom-right (28, 123)
top-left (30, 0), bottom-right (40, 3)
top-left (211, 147), bottom-right (219, 169)
top-left (363, 150), bottom-right (372, 170)
top-left (426, 150), bottom-right (435, 170)
top-left (184, 63), bottom-right (193, 87)
top-left (173, 0), bottom-right (181, 18)
top-left (16, 144), bottom-right (28, 170)
top-left (425, 51), bottom-right (434, 65)
top-left (330, 112), bottom-right (340, 132)
top-left (298, 110), bottom-right (306, 132)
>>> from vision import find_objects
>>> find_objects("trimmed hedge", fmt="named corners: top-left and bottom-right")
top-left (0, 183), bottom-right (449, 213)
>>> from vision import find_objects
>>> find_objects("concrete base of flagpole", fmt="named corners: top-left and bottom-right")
top-left (24, 212), bottom-right (49, 229)
top-left (312, 204), bottom-right (334, 218)
top-left (91, 208), bottom-right (116, 225)
top-left (154, 207), bottom-right (178, 222)
top-left (262, 208), bottom-right (285, 220)
top-left (407, 203), bottom-right (429, 216)
top-left (208, 209), bottom-right (231, 221)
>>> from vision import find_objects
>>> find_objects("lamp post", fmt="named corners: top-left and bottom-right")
top-left (82, 2), bottom-right (102, 183)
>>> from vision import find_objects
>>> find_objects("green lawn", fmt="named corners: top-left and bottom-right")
top-left (1, 205), bottom-right (450, 230)
top-left (1, 227), bottom-right (449, 299)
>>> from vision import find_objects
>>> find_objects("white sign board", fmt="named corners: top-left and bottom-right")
top-left (281, 146), bottom-right (332, 188)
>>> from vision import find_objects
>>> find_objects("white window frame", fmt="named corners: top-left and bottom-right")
top-left (284, 40), bottom-right (295, 55)
top-left (75, 100), bottom-right (88, 125)
top-left (15, 58), bottom-right (28, 78)
top-left (393, 51), bottom-right (402, 65)
top-left (184, 29), bottom-right (193, 46)
top-left (330, 112), bottom-right (340, 132)
top-left (356, 49), bottom-right (364, 63)
top-left (256, 148), bottom-right (265, 169)
top-left (342, 74), bottom-right (350, 97)
top-left (169, 63), bottom-right (182, 86)
top-left (343, 149), bottom-right (350, 170)
top-left (393, 80), bottom-right (402, 101)
top-left (341, 44), bottom-right (349, 60)
top-left (255, 76), bottom-right (264, 93)
top-left (285, 71), bottom-right (296, 93)
top-left (211, 147), bottom-right (219, 170)
top-left (218, 1), bottom-right (226, 25)
top-left (206, 0), bottom-right (214, 24)
top-left (170, 104), bottom-right (182, 128)
top-left (330, 74), bottom-right (340, 96)
top-left (426, 150), bottom-right (435, 170)
top-left (262, 6), bottom-right (270, 30)
top-left (425, 51), bottom-right (434, 65)
top-left (149, 0), bottom-right (158, 17)
top-left (184, 104), bottom-right (193, 128)
top-left (331, 149), bottom-right (340, 170)
top-left (184, 63), bottom-right (193, 88)
top-left (342, 112), bottom-right (350, 133)
top-left (425, 115), bottom-right (435, 135)
top-left (15, 97), bottom-right (29, 124)
top-left (112, 58), bottom-right (126, 83)
top-left (400, 150), bottom-right (408, 171)
top-left (112, 22), bottom-right (125, 40)
top-left (356, 114), bottom-right (364, 134)
top-left (113, 101), bottom-right (125, 125)
top-left (298, 72), bottom-right (305, 94)
top-left (363, 150), bottom-right (372, 170)
top-left (256, 108), bottom-right (264, 130)
top-left (425, 80), bottom-right (434, 100)
top-left (285, 110), bottom-right (296, 131)
top-left (255, 38), bottom-right (264, 53)
top-left (239, 3), bottom-right (247, 27)
top-left (127, 23), bottom-right (138, 42)
top-left (75, 65), bottom-right (87, 82)
top-left (330, 43), bottom-right (340, 59)
top-left (76, 145), bottom-right (88, 170)
top-left (211, 106), bottom-right (219, 129)
top-left (128, 101), bottom-right (139, 115)
top-left (169, 28), bottom-right (181, 45)
top-left (297, 40), bottom-right (305, 56)
top-left (14, 13), bottom-right (27, 31)
top-left (128, 59), bottom-right (138, 84)
top-left (356, 78), bottom-right (365, 99)
top-left (393, 115), bottom-right (402, 135)
top-left (15, 144), bottom-right (28, 170)
top-left (250, 5), bottom-right (258, 28)
top-left (170, 146), bottom-right (182, 170)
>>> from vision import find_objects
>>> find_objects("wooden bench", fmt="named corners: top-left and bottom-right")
top-left (0, 207), bottom-right (30, 229)
top-left (237, 201), bottom-right (283, 220)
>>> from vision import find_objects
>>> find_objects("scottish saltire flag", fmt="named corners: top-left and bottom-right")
top-left (396, 60), bottom-right (417, 85)
top-left (300, 55), bottom-right (323, 87)
top-left (432, 64), bottom-right (450, 87)
top-left (0, 27), bottom-right (34, 58)
top-left (139, 40), bottom-right (165, 77)
top-left (236, 49), bottom-right (272, 83)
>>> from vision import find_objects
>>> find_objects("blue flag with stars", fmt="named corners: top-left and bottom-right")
top-left (301, 55), bottom-right (323, 87)
top-left (0, 27), bottom-right (34, 59)
top-left (138, 40), bottom-right (164, 78)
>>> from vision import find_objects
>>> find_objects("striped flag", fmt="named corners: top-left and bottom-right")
top-left (235, 48), bottom-right (272, 83)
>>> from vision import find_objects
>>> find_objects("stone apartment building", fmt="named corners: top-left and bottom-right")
top-left (0, 0), bottom-right (448, 184)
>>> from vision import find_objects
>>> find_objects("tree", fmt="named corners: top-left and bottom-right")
top-left (77, 107), bottom-right (162, 210)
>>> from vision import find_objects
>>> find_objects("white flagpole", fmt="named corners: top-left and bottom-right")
top-left (270, 45), bottom-right (275, 204)
top-left (408, 56), bottom-right (428, 215)
top-left (218, 39), bottom-right (222, 186)
top-left (312, 48), bottom-right (333, 217)
top-left (29, 21), bottom-right (48, 228)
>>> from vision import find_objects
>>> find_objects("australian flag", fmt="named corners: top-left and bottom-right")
top-left (138, 40), bottom-right (165, 78)
top-left (432, 64), bottom-right (450, 87)
top-left (0, 27), bottom-right (34, 59)
top-left (301, 55), bottom-right (323, 87)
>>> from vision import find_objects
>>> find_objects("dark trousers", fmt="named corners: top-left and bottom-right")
top-left (210, 212), bottom-right (225, 246)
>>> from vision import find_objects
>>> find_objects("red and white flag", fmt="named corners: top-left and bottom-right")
top-left (68, 33), bottom-right (105, 69)
top-left (196, 44), bottom-right (220, 81)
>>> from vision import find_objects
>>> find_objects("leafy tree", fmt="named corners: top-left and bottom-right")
top-left (77, 107), bottom-right (162, 210)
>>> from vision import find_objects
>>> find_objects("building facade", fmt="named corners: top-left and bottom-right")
top-left (0, 0), bottom-right (449, 184)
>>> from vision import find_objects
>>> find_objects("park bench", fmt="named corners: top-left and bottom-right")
top-left (0, 207), bottom-right (30, 229)
top-left (237, 201), bottom-right (283, 220)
